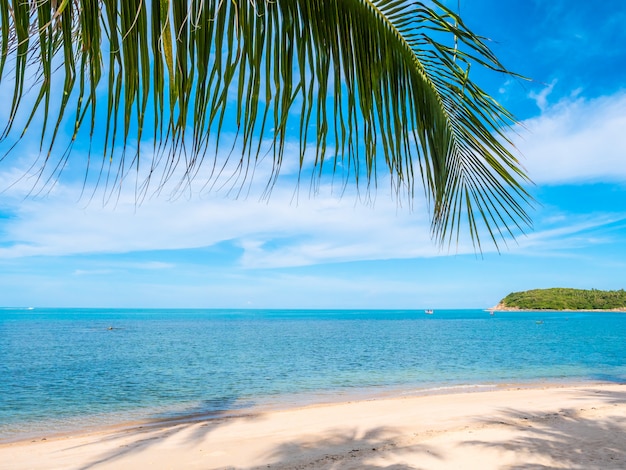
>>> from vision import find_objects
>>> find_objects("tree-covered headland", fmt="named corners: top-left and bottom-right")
top-left (496, 288), bottom-right (626, 311)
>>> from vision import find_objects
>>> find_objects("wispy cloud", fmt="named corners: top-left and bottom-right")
top-left (72, 269), bottom-right (115, 276)
top-left (0, 177), bottom-right (450, 266)
top-left (510, 212), bottom-right (626, 254)
top-left (528, 80), bottom-right (557, 112)
top-left (71, 261), bottom-right (173, 276)
top-left (2, 86), bottom-right (626, 274)
top-left (2, 92), bottom-right (625, 269)
top-left (512, 91), bottom-right (626, 184)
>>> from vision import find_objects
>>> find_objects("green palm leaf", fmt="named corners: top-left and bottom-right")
top-left (0, 0), bottom-right (531, 248)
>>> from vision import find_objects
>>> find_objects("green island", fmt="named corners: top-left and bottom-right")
top-left (493, 288), bottom-right (626, 311)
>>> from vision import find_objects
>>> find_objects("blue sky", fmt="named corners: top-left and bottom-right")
top-left (1, 0), bottom-right (625, 309)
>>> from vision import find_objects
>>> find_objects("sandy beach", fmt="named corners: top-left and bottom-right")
top-left (1, 383), bottom-right (624, 469)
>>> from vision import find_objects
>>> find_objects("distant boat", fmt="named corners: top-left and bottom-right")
top-left (425, 309), bottom-right (434, 315)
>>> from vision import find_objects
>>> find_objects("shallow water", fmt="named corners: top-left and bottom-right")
top-left (1, 308), bottom-right (625, 440)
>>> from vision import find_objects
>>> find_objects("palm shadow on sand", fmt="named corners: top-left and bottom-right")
top-left (73, 387), bottom-right (625, 470)
top-left (461, 388), bottom-right (626, 470)
top-left (75, 411), bottom-right (439, 470)
top-left (72, 396), bottom-right (261, 469)
top-left (250, 426), bottom-right (441, 470)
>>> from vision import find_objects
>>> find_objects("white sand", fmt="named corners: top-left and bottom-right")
top-left (1, 383), bottom-right (624, 469)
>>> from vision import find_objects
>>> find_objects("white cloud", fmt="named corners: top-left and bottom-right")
top-left (73, 269), bottom-right (115, 276)
top-left (71, 262), bottom-right (172, 276)
top-left (506, 211), bottom-right (626, 257)
top-left (1, 114), bottom-right (474, 267)
top-left (528, 80), bottom-right (557, 112)
top-left (4, 90), bottom-right (625, 269)
top-left (512, 91), bottom-right (626, 184)
top-left (0, 178), bottom-right (451, 267)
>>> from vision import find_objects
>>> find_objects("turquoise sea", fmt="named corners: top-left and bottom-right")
top-left (1, 308), bottom-right (625, 441)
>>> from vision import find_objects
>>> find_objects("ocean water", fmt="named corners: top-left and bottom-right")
top-left (1, 308), bottom-right (625, 440)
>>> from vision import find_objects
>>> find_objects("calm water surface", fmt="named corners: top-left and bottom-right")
top-left (1, 308), bottom-right (625, 440)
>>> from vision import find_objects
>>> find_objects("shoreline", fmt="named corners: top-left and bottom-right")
top-left (0, 377), bottom-right (603, 445)
top-left (2, 381), bottom-right (624, 469)
top-left (488, 305), bottom-right (626, 312)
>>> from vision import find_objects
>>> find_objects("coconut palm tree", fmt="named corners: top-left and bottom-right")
top-left (0, 0), bottom-right (530, 248)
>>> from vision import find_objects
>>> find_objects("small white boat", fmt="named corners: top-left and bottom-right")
top-left (424, 309), bottom-right (434, 315)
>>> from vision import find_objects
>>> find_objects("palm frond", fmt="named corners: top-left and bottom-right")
top-left (0, 0), bottom-right (532, 247)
